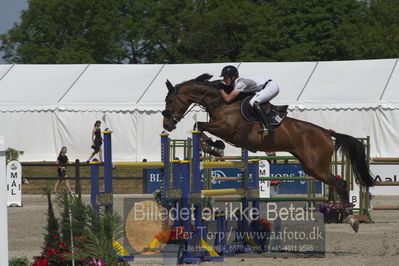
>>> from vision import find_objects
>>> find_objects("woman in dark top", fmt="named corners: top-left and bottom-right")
top-left (53, 146), bottom-right (73, 193)
top-left (87, 120), bottom-right (103, 162)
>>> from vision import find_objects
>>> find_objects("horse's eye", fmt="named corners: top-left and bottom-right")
top-left (162, 110), bottom-right (172, 118)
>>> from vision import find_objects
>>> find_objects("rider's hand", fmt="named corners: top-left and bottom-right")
top-left (217, 83), bottom-right (233, 92)
top-left (216, 83), bottom-right (225, 90)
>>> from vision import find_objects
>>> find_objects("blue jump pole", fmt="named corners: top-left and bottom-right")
top-left (103, 129), bottom-right (113, 211)
top-left (172, 160), bottom-right (182, 228)
top-left (190, 131), bottom-right (223, 262)
top-left (215, 211), bottom-right (226, 254)
top-left (160, 132), bottom-right (170, 205)
top-left (191, 131), bottom-right (202, 230)
top-left (90, 129), bottom-right (113, 212)
top-left (90, 158), bottom-right (100, 212)
top-left (235, 148), bottom-right (249, 249)
top-left (249, 158), bottom-right (261, 248)
top-left (180, 160), bottom-right (192, 234)
top-left (249, 158), bottom-right (260, 210)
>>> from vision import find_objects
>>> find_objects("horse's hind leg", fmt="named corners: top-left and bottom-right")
top-left (294, 147), bottom-right (350, 204)
top-left (302, 164), bottom-right (359, 232)
top-left (324, 175), bottom-right (350, 204)
top-left (293, 145), bottom-right (359, 231)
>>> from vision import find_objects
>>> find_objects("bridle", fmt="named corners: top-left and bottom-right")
top-left (162, 83), bottom-right (220, 125)
top-left (161, 92), bottom-right (189, 125)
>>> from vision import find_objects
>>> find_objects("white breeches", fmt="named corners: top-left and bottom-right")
top-left (249, 81), bottom-right (279, 106)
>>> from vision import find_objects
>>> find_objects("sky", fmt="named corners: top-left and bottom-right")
top-left (0, 0), bottom-right (28, 64)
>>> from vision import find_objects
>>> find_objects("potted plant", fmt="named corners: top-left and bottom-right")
top-left (258, 218), bottom-right (272, 252)
top-left (155, 226), bottom-right (187, 265)
top-left (318, 202), bottom-right (345, 223)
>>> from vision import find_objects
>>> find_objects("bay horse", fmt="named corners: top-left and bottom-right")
top-left (162, 74), bottom-right (374, 232)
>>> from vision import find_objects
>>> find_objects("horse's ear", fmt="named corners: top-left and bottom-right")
top-left (165, 79), bottom-right (175, 92)
top-left (195, 73), bottom-right (213, 82)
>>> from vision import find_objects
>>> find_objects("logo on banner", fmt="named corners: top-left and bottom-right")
top-left (211, 170), bottom-right (227, 178)
top-left (298, 170), bottom-right (307, 185)
top-left (7, 160), bottom-right (22, 207)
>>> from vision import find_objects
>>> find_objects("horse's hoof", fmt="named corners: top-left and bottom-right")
top-left (208, 149), bottom-right (222, 157)
top-left (200, 143), bottom-right (213, 154)
top-left (348, 215), bottom-right (360, 233)
top-left (214, 140), bottom-right (225, 149)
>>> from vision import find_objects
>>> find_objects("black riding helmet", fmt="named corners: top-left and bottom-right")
top-left (220, 65), bottom-right (239, 78)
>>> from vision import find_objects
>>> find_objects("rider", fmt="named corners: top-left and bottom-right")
top-left (218, 65), bottom-right (280, 133)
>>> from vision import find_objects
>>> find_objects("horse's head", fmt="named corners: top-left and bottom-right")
top-left (162, 74), bottom-right (214, 131)
top-left (162, 80), bottom-right (190, 131)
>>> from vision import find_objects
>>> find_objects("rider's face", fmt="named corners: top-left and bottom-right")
top-left (223, 76), bottom-right (235, 86)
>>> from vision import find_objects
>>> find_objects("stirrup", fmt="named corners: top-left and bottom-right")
top-left (258, 127), bottom-right (269, 136)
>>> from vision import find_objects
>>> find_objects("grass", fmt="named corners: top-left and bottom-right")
top-left (21, 162), bottom-right (146, 194)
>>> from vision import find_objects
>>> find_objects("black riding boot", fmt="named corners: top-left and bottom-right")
top-left (253, 101), bottom-right (270, 134)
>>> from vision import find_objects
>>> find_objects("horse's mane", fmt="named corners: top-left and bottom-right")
top-left (176, 73), bottom-right (220, 88)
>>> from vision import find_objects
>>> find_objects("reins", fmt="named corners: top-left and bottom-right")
top-left (179, 85), bottom-right (222, 120)
top-left (163, 82), bottom-right (222, 124)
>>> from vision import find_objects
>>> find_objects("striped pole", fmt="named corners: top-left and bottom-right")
top-left (90, 159), bottom-right (100, 212)
top-left (191, 131), bottom-right (203, 231)
top-left (181, 160), bottom-right (191, 231)
top-left (202, 188), bottom-right (245, 197)
top-left (192, 131), bottom-right (201, 194)
top-left (374, 182), bottom-right (399, 186)
top-left (113, 162), bottom-right (163, 168)
top-left (160, 132), bottom-right (170, 204)
top-left (372, 205), bottom-right (399, 210)
top-left (103, 130), bottom-right (113, 211)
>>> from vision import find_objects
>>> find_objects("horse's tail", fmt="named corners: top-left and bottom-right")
top-left (330, 132), bottom-right (374, 187)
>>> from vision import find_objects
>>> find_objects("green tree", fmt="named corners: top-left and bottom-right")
top-left (239, 0), bottom-right (372, 61)
top-left (1, 0), bottom-right (124, 63)
top-left (180, 0), bottom-right (260, 63)
top-left (362, 0), bottom-right (399, 58)
top-left (1, 0), bottom-right (399, 64)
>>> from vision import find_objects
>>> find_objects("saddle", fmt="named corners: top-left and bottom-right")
top-left (240, 96), bottom-right (288, 129)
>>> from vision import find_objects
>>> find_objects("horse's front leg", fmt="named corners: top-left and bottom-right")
top-left (195, 122), bottom-right (226, 157)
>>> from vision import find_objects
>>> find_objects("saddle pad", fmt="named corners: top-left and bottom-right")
top-left (240, 96), bottom-right (287, 128)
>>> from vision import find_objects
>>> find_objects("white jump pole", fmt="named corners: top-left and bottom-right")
top-left (0, 136), bottom-right (9, 264)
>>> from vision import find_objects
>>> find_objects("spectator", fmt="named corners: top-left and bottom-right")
top-left (53, 146), bottom-right (73, 193)
top-left (87, 120), bottom-right (103, 163)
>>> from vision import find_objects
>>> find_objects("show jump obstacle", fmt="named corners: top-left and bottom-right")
top-left (160, 130), bottom-right (262, 263)
top-left (90, 129), bottom-right (398, 263)
top-left (91, 130), bottom-right (349, 263)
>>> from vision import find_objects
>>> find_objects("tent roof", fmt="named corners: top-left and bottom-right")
top-left (60, 64), bottom-right (163, 105)
top-left (381, 60), bottom-right (399, 106)
top-left (298, 59), bottom-right (397, 109)
top-left (0, 64), bottom-right (87, 110)
top-left (0, 59), bottom-right (398, 111)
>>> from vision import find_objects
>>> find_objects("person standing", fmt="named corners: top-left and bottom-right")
top-left (53, 146), bottom-right (73, 193)
top-left (87, 120), bottom-right (103, 162)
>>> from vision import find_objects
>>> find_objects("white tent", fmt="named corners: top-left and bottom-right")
top-left (0, 59), bottom-right (398, 162)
